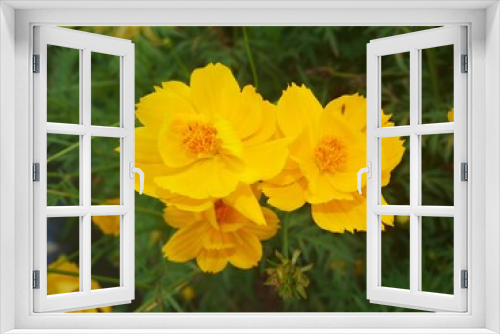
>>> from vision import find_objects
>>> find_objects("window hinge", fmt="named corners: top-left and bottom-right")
top-left (461, 162), bottom-right (468, 181)
top-left (461, 54), bottom-right (468, 73)
top-left (33, 54), bottom-right (40, 73)
top-left (33, 270), bottom-right (40, 289)
top-left (461, 270), bottom-right (468, 289)
top-left (33, 163), bottom-right (40, 182)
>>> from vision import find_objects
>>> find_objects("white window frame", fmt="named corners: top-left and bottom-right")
top-left (0, 1), bottom-right (499, 333)
top-left (33, 26), bottom-right (136, 313)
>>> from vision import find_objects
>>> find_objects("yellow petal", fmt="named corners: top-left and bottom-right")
top-left (277, 84), bottom-right (322, 143)
top-left (243, 100), bottom-right (277, 146)
top-left (196, 249), bottom-right (230, 274)
top-left (261, 177), bottom-right (308, 212)
top-left (158, 188), bottom-right (214, 212)
top-left (135, 81), bottom-right (195, 131)
top-left (135, 127), bottom-right (163, 164)
top-left (163, 206), bottom-right (201, 228)
top-left (228, 230), bottom-right (262, 269)
top-left (163, 223), bottom-right (207, 262)
top-left (223, 184), bottom-right (266, 226)
top-left (243, 207), bottom-right (280, 240)
top-left (202, 229), bottom-right (235, 250)
top-left (240, 138), bottom-right (290, 184)
top-left (190, 63), bottom-right (241, 119)
top-left (324, 94), bottom-right (367, 132)
top-left (311, 194), bottom-right (367, 233)
top-left (155, 156), bottom-right (241, 199)
top-left (228, 85), bottom-right (263, 140)
top-left (381, 195), bottom-right (394, 226)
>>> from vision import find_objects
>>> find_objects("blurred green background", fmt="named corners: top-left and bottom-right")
top-left (46, 26), bottom-right (455, 312)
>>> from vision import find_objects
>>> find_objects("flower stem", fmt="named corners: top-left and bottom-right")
top-left (282, 212), bottom-right (290, 258)
top-left (242, 27), bottom-right (259, 90)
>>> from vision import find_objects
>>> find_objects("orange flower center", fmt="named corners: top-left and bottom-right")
top-left (181, 121), bottom-right (219, 155)
top-left (215, 201), bottom-right (230, 223)
top-left (314, 136), bottom-right (347, 171)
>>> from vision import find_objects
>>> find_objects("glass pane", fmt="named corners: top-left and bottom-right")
top-left (47, 217), bottom-right (80, 295)
top-left (381, 52), bottom-right (410, 127)
top-left (91, 137), bottom-right (121, 204)
top-left (47, 45), bottom-right (80, 124)
top-left (421, 45), bottom-right (454, 124)
top-left (381, 216), bottom-right (410, 290)
top-left (91, 215), bottom-right (121, 290)
top-left (91, 52), bottom-right (120, 127)
top-left (421, 134), bottom-right (454, 206)
top-left (47, 134), bottom-right (80, 206)
top-left (381, 136), bottom-right (409, 206)
top-left (421, 216), bottom-right (454, 294)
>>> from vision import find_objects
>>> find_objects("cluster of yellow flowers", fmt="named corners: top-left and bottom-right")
top-left (134, 63), bottom-right (405, 273)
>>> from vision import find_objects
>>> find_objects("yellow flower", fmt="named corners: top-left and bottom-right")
top-left (181, 285), bottom-right (196, 302)
top-left (162, 195), bottom-right (279, 274)
top-left (134, 63), bottom-right (289, 225)
top-left (92, 198), bottom-right (120, 236)
top-left (448, 108), bottom-right (454, 122)
top-left (47, 256), bottom-right (111, 313)
top-left (261, 88), bottom-right (405, 233)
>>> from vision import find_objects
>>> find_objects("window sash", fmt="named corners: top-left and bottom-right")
top-left (32, 26), bottom-right (135, 313)
top-left (366, 26), bottom-right (468, 312)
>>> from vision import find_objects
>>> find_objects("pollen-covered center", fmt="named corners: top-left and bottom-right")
top-left (314, 136), bottom-right (347, 172)
top-left (181, 121), bottom-right (219, 155)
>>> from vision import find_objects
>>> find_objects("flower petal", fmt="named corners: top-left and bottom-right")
top-left (261, 177), bottom-right (308, 212)
top-left (228, 231), bottom-right (262, 269)
top-left (196, 249), bottom-right (230, 274)
top-left (311, 194), bottom-right (367, 233)
top-left (155, 156), bottom-right (241, 199)
top-left (190, 63), bottom-right (241, 119)
top-left (135, 127), bottom-right (163, 163)
top-left (240, 138), bottom-right (290, 184)
top-left (223, 184), bottom-right (266, 226)
top-left (135, 81), bottom-right (195, 131)
top-left (163, 223), bottom-right (207, 262)
top-left (163, 206), bottom-right (201, 228)
top-left (277, 84), bottom-right (321, 143)
top-left (242, 208), bottom-right (280, 240)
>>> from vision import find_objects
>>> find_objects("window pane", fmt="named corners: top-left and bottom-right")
top-left (47, 134), bottom-right (80, 206)
top-left (381, 136), bottom-right (409, 206)
top-left (47, 45), bottom-right (80, 124)
top-left (91, 52), bottom-right (120, 127)
top-left (421, 134), bottom-right (454, 206)
top-left (421, 45), bottom-right (454, 124)
top-left (47, 217), bottom-right (80, 295)
top-left (91, 137), bottom-right (121, 204)
top-left (381, 52), bottom-right (410, 127)
top-left (381, 216), bottom-right (410, 290)
top-left (91, 215), bottom-right (121, 290)
top-left (421, 216), bottom-right (454, 294)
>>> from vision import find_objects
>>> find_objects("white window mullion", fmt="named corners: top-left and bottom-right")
top-left (81, 47), bottom-right (92, 295)
top-left (409, 47), bottom-right (420, 294)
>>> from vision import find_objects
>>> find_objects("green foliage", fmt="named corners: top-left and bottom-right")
top-left (47, 26), bottom-right (454, 313)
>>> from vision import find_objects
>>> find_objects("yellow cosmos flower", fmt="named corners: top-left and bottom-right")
top-left (134, 63), bottom-right (289, 225)
top-left (448, 108), bottom-right (454, 122)
top-left (92, 198), bottom-right (120, 236)
top-left (162, 199), bottom-right (279, 274)
top-left (48, 256), bottom-right (111, 313)
top-left (261, 88), bottom-right (405, 233)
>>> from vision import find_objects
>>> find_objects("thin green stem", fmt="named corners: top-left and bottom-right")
top-left (282, 213), bottom-right (290, 258)
top-left (242, 27), bottom-right (259, 90)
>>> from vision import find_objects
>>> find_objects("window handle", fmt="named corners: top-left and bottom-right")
top-left (129, 162), bottom-right (145, 195)
top-left (357, 162), bottom-right (371, 195)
